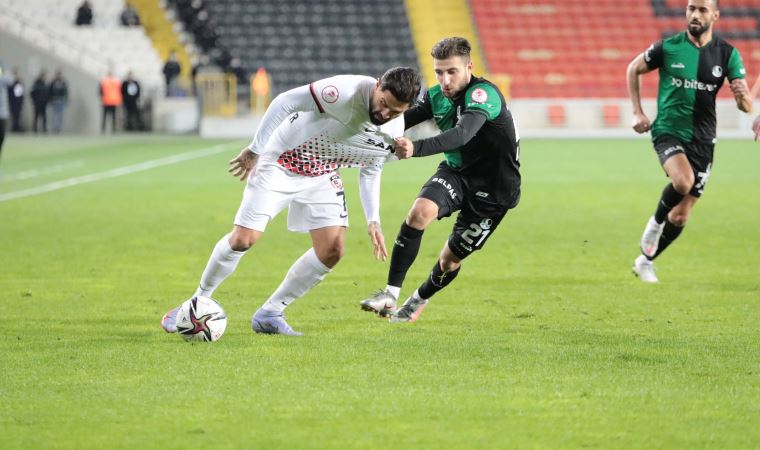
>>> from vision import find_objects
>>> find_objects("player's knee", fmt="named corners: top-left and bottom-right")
top-left (315, 242), bottom-right (344, 267)
top-left (406, 202), bottom-right (437, 229)
top-left (668, 210), bottom-right (689, 227)
top-left (671, 174), bottom-right (694, 195)
top-left (228, 229), bottom-right (258, 251)
top-left (440, 258), bottom-right (461, 272)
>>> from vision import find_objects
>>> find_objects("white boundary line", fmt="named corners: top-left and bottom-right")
top-left (4, 161), bottom-right (85, 182)
top-left (0, 143), bottom-right (238, 203)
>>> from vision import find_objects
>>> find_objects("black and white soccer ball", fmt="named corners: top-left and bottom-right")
top-left (176, 296), bottom-right (227, 342)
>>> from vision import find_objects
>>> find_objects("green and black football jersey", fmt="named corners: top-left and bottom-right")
top-left (644, 32), bottom-right (746, 143)
top-left (408, 76), bottom-right (521, 208)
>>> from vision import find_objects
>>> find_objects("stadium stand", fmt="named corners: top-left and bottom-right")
top-left (404, 0), bottom-right (488, 88)
top-left (471, 0), bottom-right (760, 98)
top-left (1, 0), bottom-right (163, 90)
top-left (169, 0), bottom-right (420, 96)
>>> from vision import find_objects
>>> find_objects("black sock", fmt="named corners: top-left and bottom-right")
top-left (418, 262), bottom-right (460, 300)
top-left (651, 220), bottom-right (684, 259)
top-left (654, 183), bottom-right (685, 223)
top-left (387, 222), bottom-right (424, 288)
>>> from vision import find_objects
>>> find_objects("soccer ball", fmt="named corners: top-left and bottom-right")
top-left (176, 296), bottom-right (227, 342)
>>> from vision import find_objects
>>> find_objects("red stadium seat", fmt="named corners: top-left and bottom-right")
top-left (471, 0), bottom-right (760, 98)
top-left (548, 104), bottom-right (566, 125)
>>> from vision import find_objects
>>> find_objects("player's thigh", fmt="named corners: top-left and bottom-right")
top-left (447, 206), bottom-right (509, 260)
top-left (234, 165), bottom-right (298, 232)
top-left (683, 141), bottom-right (714, 197)
top-left (288, 172), bottom-right (349, 233)
top-left (416, 162), bottom-right (465, 221)
top-left (654, 135), bottom-right (694, 190)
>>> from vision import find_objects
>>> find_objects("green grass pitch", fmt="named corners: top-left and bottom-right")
top-left (1, 135), bottom-right (758, 449)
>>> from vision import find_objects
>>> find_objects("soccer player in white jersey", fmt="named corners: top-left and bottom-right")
top-left (160, 67), bottom-right (421, 336)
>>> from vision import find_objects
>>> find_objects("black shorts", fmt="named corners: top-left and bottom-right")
top-left (653, 134), bottom-right (714, 197)
top-left (417, 162), bottom-right (510, 260)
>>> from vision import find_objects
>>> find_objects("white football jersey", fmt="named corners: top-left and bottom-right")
top-left (256, 75), bottom-right (404, 177)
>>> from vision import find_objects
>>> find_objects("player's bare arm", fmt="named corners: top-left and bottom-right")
top-left (367, 221), bottom-right (388, 261)
top-left (729, 78), bottom-right (753, 112)
top-left (228, 147), bottom-right (259, 181)
top-left (752, 115), bottom-right (760, 141)
top-left (627, 53), bottom-right (655, 133)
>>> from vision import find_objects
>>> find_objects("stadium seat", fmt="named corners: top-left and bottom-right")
top-left (167, 0), bottom-right (418, 95)
top-left (548, 104), bottom-right (566, 126)
top-left (602, 104), bottom-right (621, 127)
top-left (471, 0), bottom-right (760, 98)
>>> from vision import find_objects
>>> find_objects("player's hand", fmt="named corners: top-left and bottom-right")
top-left (393, 137), bottom-right (414, 159)
top-left (228, 148), bottom-right (258, 181)
top-left (367, 221), bottom-right (388, 261)
top-left (730, 78), bottom-right (750, 99)
top-left (632, 112), bottom-right (651, 134)
top-left (752, 115), bottom-right (760, 141)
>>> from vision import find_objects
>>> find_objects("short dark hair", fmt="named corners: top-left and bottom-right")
top-left (431, 37), bottom-right (471, 61)
top-left (379, 67), bottom-right (422, 104)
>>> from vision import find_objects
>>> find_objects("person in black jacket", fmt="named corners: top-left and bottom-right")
top-left (121, 71), bottom-right (142, 131)
top-left (30, 71), bottom-right (48, 133)
top-left (8, 68), bottom-right (24, 132)
top-left (75, 1), bottom-right (93, 26)
top-left (162, 50), bottom-right (181, 96)
top-left (48, 70), bottom-right (68, 134)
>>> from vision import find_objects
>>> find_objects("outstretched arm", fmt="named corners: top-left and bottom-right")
top-left (392, 111), bottom-right (487, 158)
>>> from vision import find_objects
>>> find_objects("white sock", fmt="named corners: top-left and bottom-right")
top-left (385, 285), bottom-right (401, 300)
top-left (261, 248), bottom-right (331, 313)
top-left (412, 289), bottom-right (426, 301)
top-left (194, 233), bottom-right (246, 298)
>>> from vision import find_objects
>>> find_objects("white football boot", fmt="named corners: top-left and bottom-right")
top-left (632, 255), bottom-right (658, 283)
top-left (389, 293), bottom-right (428, 323)
top-left (360, 290), bottom-right (397, 317)
top-left (640, 216), bottom-right (665, 258)
top-left (161, 306), bottom-right (180, 333)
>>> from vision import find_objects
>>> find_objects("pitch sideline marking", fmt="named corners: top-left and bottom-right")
top-left (0, 143), bottom-right (239, 203)
top-left (4, 160), bottom-right (85, 182)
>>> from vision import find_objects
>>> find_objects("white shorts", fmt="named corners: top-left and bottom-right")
top-left (234, 162), bottom-right (348, 233)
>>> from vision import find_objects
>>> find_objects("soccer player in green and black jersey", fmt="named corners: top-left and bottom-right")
top-left (627, 0), bottom-right (753, 283)
top-left (360, 37), bottom-right (521, 322)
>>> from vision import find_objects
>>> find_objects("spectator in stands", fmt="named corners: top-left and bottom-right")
top-left (162, 50), bottom-right (182, 96)
top-left (100, 70), bottom-right (123, 133)
top-left (227, 57), bottom-right (247, 86)
top-left (75, 1), bottom-right (94, 26)
top-left (0, 63), bottom-right (9, 160)
top-left (30, 70), bottom-right (48, 133)
top-left (120, 1), bottom-right (141, 27)
top-left (121, 71), bottom-right (142, 131)
top-left (8, 68), bottom-right (24, 132)
top-left (48, 70), bottom-right (69, 134)
top-left (191, 54), bottom-right (211, 96)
